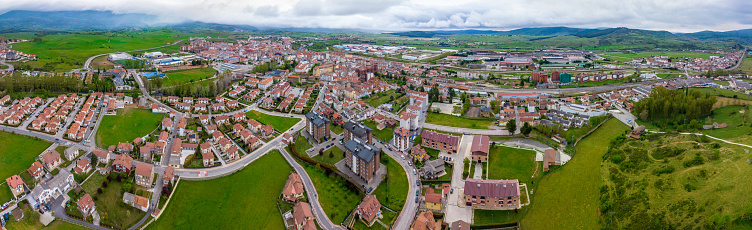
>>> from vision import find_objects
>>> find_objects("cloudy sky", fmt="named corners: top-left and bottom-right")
top-left (3, 0), bottom-right (752, 32)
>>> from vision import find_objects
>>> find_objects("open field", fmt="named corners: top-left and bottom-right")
top-left (601, 132), bottom-right (752, 229)
top-left (364, 90), bottom-right (404, 107)
top-left (371, 155), bottom-right (409, 212)
top-left (739, 57), bottom-right (752, 75)
top-left (0, 130), bottom-right (51, 193)
top-left (82, 173), bottom-right (146, 229)
top-left (299, 158), bottom-right (363, 224)
top-left (487, 145), bottom-right (536, 181)
top-left (521, 119), bottom-right (629, 229)
top-left (147, 151), bottom-right (291, 230)
top-left (3, 204), bottom-right (89, 230)
top-left (89, 55), bottom-right (115, 70)
top-left (691, 87), bottom-right (751, 101)
top-left (601, 51), bottom-right (717, 62)
top-left (10, 31), bottom-right (185, 72)
top-left (96, 108), bottom-right (164, 148)
top-left (162, 67), bottom-right (216, 86)
top-left (700, 105), bottom-right (752, 139)
top-left (363, 120), bottom-right (395, 142)
top-left (425, 112), bottom-right (494, 129)
top-left (245, 110), bottom-right (301, 133)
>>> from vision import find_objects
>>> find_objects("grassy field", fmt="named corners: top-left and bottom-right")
top-left (372, 155), bottom-right (409, 212)
top-left (162, 67), bottom-right (217, 86)
top-left (365, 90), bottom-right (404, 107)
top-left (0, 130), bottom-right (51, 199)
top-left (97, 108), bottom-right (164, 148)
top-left (313, 146), bottom-right (345, 165)
top-left (691, 87), bottom-right (751, 101)
top-left (601, 51), bottom-right (716, 62)
top-left (601, 132), bottom-right (752, 229)
top-left (3, 204), bottom-right (89, 230)
top-left (246, 110), bottom-right (301, 133)
top-left (90, 55), bottom-right (115, 70)
top-left (739, 57), bottom-right (752, 75)
top-left (521, 119), bottom-right (629, 229)
top-left (10, 31), bottom-right (185, 72)
top-left (487, 145), bottom-right (537, 181)
top-left (82, 173), bottom-right (146, 229)
top-left (293, 133), bottom-right (314, 155)
top-left (148, 151), bottom-right (291, 230)
top-left (700, 105), bottom-right (752, 139)
top-left (363, 120), bottom-right (395, 142)
top-left (425, 112), bottom-right (494, 130)
top-left (300, 159), bottom-right (363, 224)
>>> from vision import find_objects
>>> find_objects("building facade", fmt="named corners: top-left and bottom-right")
top-left (344, 137), bottom-right (381, 182)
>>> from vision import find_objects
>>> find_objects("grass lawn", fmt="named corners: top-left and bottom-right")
top-left (0, 130), bottom-right (51, 191)
top-left (83, 173), bottom-right (146, 229)
top-left (162, 67), bottom-right (217, 86)
top-left (293, 133), bottom-right (314, 155)
top-left (4, 205), bottom-right (89, 230)
top-left (691, 87), bottom-right (752, 101)
top-left (363, 120), bottom-right (395, 142)
top-left (424, 148), bottom-right (440, 160)
top-left (520, 119), bottom-right (628, 229)
top-left (713, 80), bottom-right (730, 85)
top-left (148, 151), bottom-right (291, 230)
top-left (372, 155), bottom-right (409, 212)
top-left (299, 159), bottom-right (363, 224)
top-left (365, 90), bottom-right (404, 107)
top-left (96, 108), bottom-right (164, 148)
top-left (313, 146), bottom-right (345, 165)
top-left (351, 209), bottom-right (391, 230)
top-left (246, 110), bottom-right (301, 133)
top-left (740, 57), bottom-right (752, 75)
top-left (425, 112), bottom-right (494, 130)
top-left (701, 105), bottom-right (752, 139)
top-left (487, 145), bottom-right (536, 181)
top-left (331, 125), bottom-right (344, 135)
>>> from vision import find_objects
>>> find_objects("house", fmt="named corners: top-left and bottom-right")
top-left (420, 159), bottom-right (446, 180)
top-left (163, 166), bottom-right (175, 186)
top-left (305, 111), bottom-right (330, 143)
top-left (424, 189), bottom-right (443, 212)
top-left (281, 172), bottom-right (305, 203)
top-left (292, 202), bottom-right (316, 230)
top-left (135, 163), bottom-right (154, 188)
top-left (201, 145), bottom-right (215, 167)
top-left (74, 158), bottom-right (92, 174)
top-left (420, 130), bottom-right (460, 153)
top-left (112, 154), bottom-right (134, 173)
top-left (343, 121), bottom-right (374, 144)
top-left (629, 125), bottom-right (645, 139)
top-left (411, 211), bottom-right (437, 230)
top-left (544, 149), bottom-right (556, 172)
top-left (41, 150), bottom-right (63, 171)
top-left (463, 179), bottom-right (521, 210)
top-left (261, 125), bottom-right (275, 139)
top-left (232, 113), bottom-right (246, 122)
top-left (93, 149), bottom-right (110, 165)
top-left (356, 195), bottom-right (382, 226)
top-left (344, 137), bottom-right (381, 182)
top-left (392, 127), bottom-right (410, 151)
top-left (470, 135), bottom-right (490, 163)
top-left (28, 162), bottom-right (45, 181)
top-left (77, 194), bottom-right (96, 217)
top-left (450, 220), bottom-right (471, 230)
top-left (6, 175), bottom-right (26, 197)
top-left (411, 145), bottom-right (429, 162)
top-left (123, 192), bottom-right (149, 212)
top-left (117, 142), bottom-right (134, 154)
top-left (162, 118), bottom-right (173, 131)
top-left (28, 170), bottom-right (75, 208)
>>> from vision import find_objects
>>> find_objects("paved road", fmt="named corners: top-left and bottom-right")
top-left (0, 60), bottom-right (14, 71)
top-left (444, 135), bottom-right (475, 224)
top-left (370, 141), bottom-right (421, 230)
top-left (81, 39), bottom-right (186, 70)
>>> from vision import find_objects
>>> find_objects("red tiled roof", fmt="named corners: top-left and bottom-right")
top-left (470, 135), bottom-right (490, 155)
top-left (420, 130), bottom-right (459, 145)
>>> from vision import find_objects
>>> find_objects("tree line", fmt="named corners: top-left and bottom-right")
top-left (634, 87), bottom-right (716, 125)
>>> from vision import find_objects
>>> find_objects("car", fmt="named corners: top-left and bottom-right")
top-left (450, 188), bottom-right (454, 194)
top-left (415, 197), bottom-right (419, 203)
top-left (39, 209), bottom-right (44, 214)
top-left (1, 203), bottom-right (9, 210)
top-left (416, 190), bottom-right (419, 196)
top-left (416, 180), bottom-right (420, 185)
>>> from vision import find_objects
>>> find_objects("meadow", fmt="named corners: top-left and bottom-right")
top-left (245, 110), bottom-right (301, 133)
top-left (487, 145), bottom-right (537, 181)
top-left (425, 112), bottom-right (495, 129)
top-left (601, 51), bottom-right (717, 62)
top-left (96, 108), bottom-right (164, 148)
top-left (0, 130), bottom-right (51, 201)
top-left (162, 67), bottom-right (217, 86)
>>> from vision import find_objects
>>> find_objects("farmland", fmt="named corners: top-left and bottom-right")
top-left (601, 51), bottom-right (717, 62)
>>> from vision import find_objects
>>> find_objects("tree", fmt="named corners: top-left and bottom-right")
top-left (521, 122), bottom-right (533, 136)
top-left (90, 153), bottom-right (98, 167)
top-left (507, 119), bottom-right (517, 134)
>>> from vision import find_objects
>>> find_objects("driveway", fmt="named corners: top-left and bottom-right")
top-left (444, 135), bottom-right (475, 224)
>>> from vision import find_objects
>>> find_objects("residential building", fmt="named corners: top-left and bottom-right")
top-left (74, 158), bottom-right (92, 174)
top-left (420, 159), bottom-right (446, 179)
top-left (424, 190), bottom-right (443, 212)
top-left (450, 220), bottom-right (471, 230)
top-left (420, 130), bottom-right (460, 153)
top-left (6, 175), bottom-right (26, 197)
top-left (123, 192), bottom-right (149, 212)
top-left (292, 202), bottom-right (316, 230)
top-left (356, 195), bottom-right (382, 226)
top-left (392, 127), bottom-right (410, 152)
top-left (305, 111), bottom-right (330, 143)
top-left (411, 211), bottom-right (437, 230)
top-left (41, 150), bottom-right (62, 171)
top-left (27, 162), bottom-right (45, 181)
top-left (134, 163), bottom-right (154, 188)
top-left (163, 166), bottom-right (175, 186)
top-left (93, 149), bottom-right (110, 165)
top-left (343, 121), bottom-right (374, 144)
top-left (411, 145), bottom-right (429, 162)
top-left (344, 138), bottom-right (381, 182)
top-left (28, 170), bottom-right (75, 208)
top-left (470, 135), bottom-right (490, 163)
top-left (112, 154), bottom-right (134, 173)
top-left (544, 149), bottom-right (556, 172)
top-left (281, 172), bottom-right (305, 203)
top-left (77, 194), bottom-right (96, 217)
top-left (463, 179), bottom-right (521, 210)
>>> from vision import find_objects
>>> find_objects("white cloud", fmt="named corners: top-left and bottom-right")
top-left (1, 0), bottom-right (751, 32)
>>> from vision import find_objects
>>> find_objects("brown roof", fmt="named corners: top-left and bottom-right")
top-left (134, 195), bottom-right (149, 208)
top-left (463, 179), bottom-right (520, 198)
top-left (282, 173), bottom-right (304, 201)
top-left (93, 149), bottom-right (109, 159)
top-left (357, 195), bottom-right (381, 223)
top-left (292, 202), bottom-right (314, 226)
top-left (42, 150), bottom-right (61, 165)
top-left (421, 130), bottom-right (459, 146)
top-left (411, 211), bottom-right (436, 230)
top-left (450, 220), bottom-right (471, 230)
top-left (470, 135), bottom-right (490, 156)
top-left (163, 166), bottom-right (174, 182)
top-left (134, 162), bottom-right (154, 178)
top-left (5, 175), bottom-right (24, 189)
top-left (424, 192), bottom-right (443, 204)
top-left (28, 161), bottom-right (43, 175)
top-left (77, 194), bottom-right (95, 210)
top-left (113, 154), bottom-right (134, 171)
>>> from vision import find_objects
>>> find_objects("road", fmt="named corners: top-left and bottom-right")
top-left (0, 60), bottom-right (14, 71)
top-left (370, 141), bottom-right (420, 230)
top-left (444, 135), bottom-right (475, 224)
top-left (81, 39), bottom-right (186, 71)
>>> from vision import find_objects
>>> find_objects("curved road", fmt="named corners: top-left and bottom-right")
top-left (81, 39), bottom-right (186, 70)
top-left (0, 60), bottom-right (14, 71)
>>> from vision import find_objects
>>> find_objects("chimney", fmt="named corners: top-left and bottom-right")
top-left (477, 184), bottom-right (481, 188)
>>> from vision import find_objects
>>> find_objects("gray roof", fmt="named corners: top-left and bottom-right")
top-left (306, 111), bottom-right (330, 127)
top-left (344, 138), bottom-right (380, 163)
top-left (343, 121), bottom-right (372, 138)
top-left (420, 159), bottom-right (445, 174)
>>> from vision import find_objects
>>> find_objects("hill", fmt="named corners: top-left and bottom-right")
top-left (0, 10), bottom-right (158, 31)
top-left (499, 26), bottom-right (599, 36)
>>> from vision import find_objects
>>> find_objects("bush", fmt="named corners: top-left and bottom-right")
top-left (611, 155), bottom-right (624, 164)
top-left (683, 154), bottom-right (705, 168)
top-left (652, 165), bottom-right (675, 176)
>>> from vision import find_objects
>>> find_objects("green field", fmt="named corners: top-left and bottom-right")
top-left (81, 173), bottom-right (145, 228)
top-left (313, 146), bottom-right (345, 165)
top-left (10, 31), bottom-right (185, 72)
top-left (363, 120), bottom-right (395, 142)
top-left (521, 119), bottom-right (629, 229)
top-left (96, 108), bottom-right (164, 148)
top-left (700, 106), bottom-right (752, 140)
top-left (691, 87), bottom-right (751, 101)
top-left (487, 145), bottom-right (536, 181)
top-left (425, 112), bottom-right (494, 130)
top-left (601, 131), bottom-right (752, 229)
top-left (739, 57), bottom-right (752, 74)
top-left (601, 51), bottom-right (716, 62)
top-left (148, 151), bottom-right (291, 230)
top-left (300, 159), bottom-right (363, 224)
top-left (3, 205), bottom-right (89, 230)
top-left (89, 55), bottom-right (115, 70)
top-left (364, 90), bottom-right (404, 107)
top-left (372, 155), bottom-right (409, 212)
top-left (0, 130), bottom-right (51, 201)
top-left (246, 110), bottom-right (301, 133)
top-left (162, 67), bottom-right (217, 86)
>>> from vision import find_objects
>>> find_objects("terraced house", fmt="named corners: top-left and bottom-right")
top-left (463, 179), bottom-right (521, 210)
top-left (420, 130), bottom-right (460, 153)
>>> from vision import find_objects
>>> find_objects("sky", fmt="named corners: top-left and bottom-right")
top-left (2, 0), bottom-right (752, 33)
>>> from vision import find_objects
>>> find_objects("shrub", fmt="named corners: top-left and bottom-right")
top-left (611, 155), bottom-right (624, 164)
top-left (97, 188), bottom-right (102, 194)
top-left (683, 153), bottom-right (705, 168)
top-left (652, 165), bottom-right (675, 176)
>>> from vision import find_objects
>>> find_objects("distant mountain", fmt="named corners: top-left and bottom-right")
top-left (681, 29), bottom-right (752, 44)
top-left (168, 22), bottom-right (257, 32)
top-left (0, 10), bottom-right (159, 31)
top-left (498, 27), bottom-right (599, 36)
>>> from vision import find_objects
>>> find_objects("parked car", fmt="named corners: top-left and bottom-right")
top-left (38, 209), bottom-right (44, 214)
top-left (450, 188), bottom-right (454, 194)
top-left (415, 197), bottom-right (419, 203)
